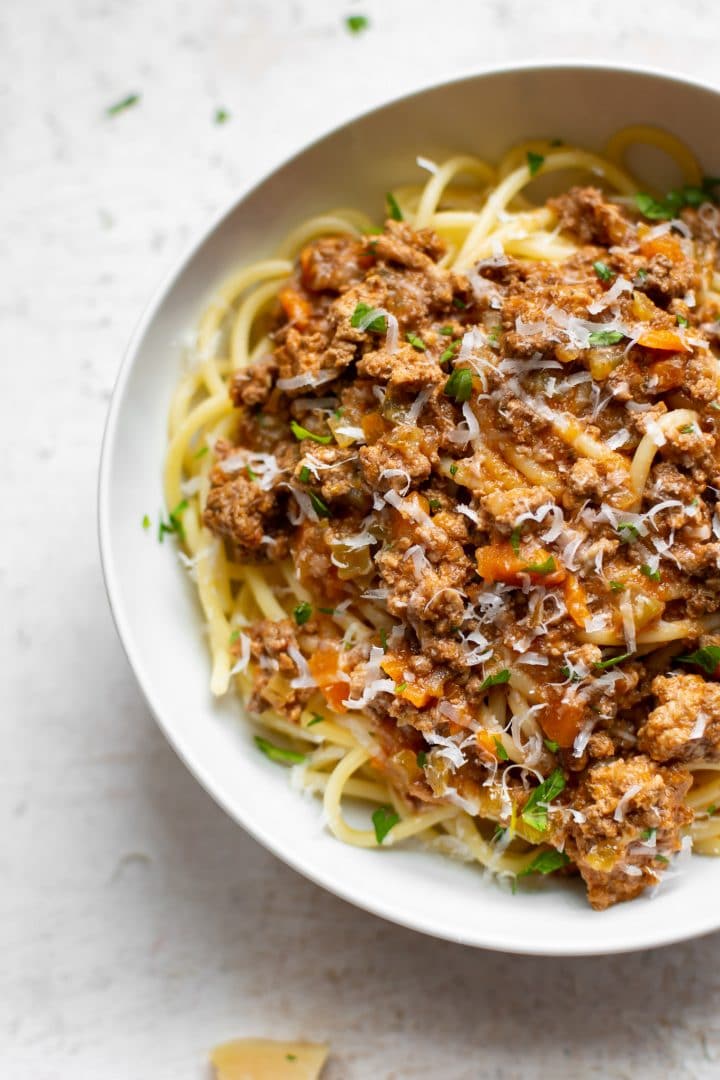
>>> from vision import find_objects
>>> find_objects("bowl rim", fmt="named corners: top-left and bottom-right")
top-left (99, 58), bottom-right (720, 955)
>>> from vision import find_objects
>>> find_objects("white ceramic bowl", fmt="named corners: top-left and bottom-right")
top-left (100, 62), bottom-right (720, 955)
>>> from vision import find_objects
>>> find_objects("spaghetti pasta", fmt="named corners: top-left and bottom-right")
top-left (164, 127), bottom-right (720, 908)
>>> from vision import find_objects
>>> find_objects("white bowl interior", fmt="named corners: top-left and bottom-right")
top-left (101, 63), bottom-right (720, 954)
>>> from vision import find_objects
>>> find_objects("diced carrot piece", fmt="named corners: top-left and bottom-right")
top-left (308, 643), bottom-right (339, 686)
top-left (380, 654), bottom-right (443, 708)
top-left (476, 542), bottom-right (566, 587)
top-left (380, 656), bottom-right (403, 682)
top-left (637, 327), bottom-right (691, 353)
top-left (361, 411), bottom-right (390, 443)
top-left (648, 355), bottom-right (686, 391)
top-left (640, 234), bottom-right (684, 263)
top-left (476, 729), bottom-right (499, 758)
top-left (564, 574), bottom-right (590, 628)
top-left (279, 286), bottom-right (313, 328)
top-left (632, 290), bottom-right (658, 322)
top-left (540, 696), bottom-right (586, 748)
top-left (389, 491), bottom-right (431, 540)
top-left (324, 681), bottom-right (350, 712)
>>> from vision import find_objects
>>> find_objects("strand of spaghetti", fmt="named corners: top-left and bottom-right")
top-left (323, 746), bottom-right (455, 848)
top-left (275, 211), bottom-right (371, 258)
top-left (497, 139), bottom-right (572, 178)
top-left (449, 812), bottom-right (541, 876)
top-left (604, 125), bottom-right (702, 188)
top-left (495, 442), bottom-right (562, 493)
top-left (454, 149), bottom-right (637, 268)
top-left (196, 259), bottom-right (292, 355)
top-left (413, 155), bottom-right (496, 228)
top-left (191, 532), bottom-right (232, 695)
top-left (629, 408), bottom-right (700, 508)
top-left (230, 278), bottom-right (287, 371)
top-left (164, 394), bottom-right (234, 508)
top-left (301, 768), bottom-right (389, 803)
top-left (580, 619), bottom-right (701, 646)
top-left (242, 565), bottom-right (288, 621)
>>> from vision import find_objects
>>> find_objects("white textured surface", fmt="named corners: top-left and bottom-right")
top-left (4, 2), bottom-right (720, 1077)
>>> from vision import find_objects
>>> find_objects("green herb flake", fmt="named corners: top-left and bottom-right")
top-left (439, 325), bottom-right (455, 336)
top-left (299, 465), bottom-right (311, 484)
top-left (521, 769), bottom-right (566, 833)
top-left (677, 314), bottom-right (689, 328)
top-left (372, 805), bottom-right (400, 844)
top-left (680, 424), bottom-right (696, 434)
top-left (640, 564), bottom-right (661, 582)
top-left (428, 498), bottom-right (441, 511)
top-left (158, 499), bottom-right (189, 542)
top-left (544, 738), bottom-right (559, 753)
top-left (641, 827), bottom-right (657, 842)
top-left (452, 296), bottom-right (468, 310)
top-left (229, 630), bottom-right (241, 644)
top-left (286, 1054), bottom-right (298, 1062)
top-left (493, 736), bottom-right (509, 761)
top-left (416, 750), bottom-right (427, 768)
top-left (593, 260), bottom-right (615, 283)
top-left (710, 401), bottom-right (720, 411)
top-left (379, 627), bottom-right (388, 652)
top-left (309, 491), bottom-right (331, 518)
top-left (635, 192), bottom-right (672, 220)
top-left (307, 714), bottom-right (324, 727)
top-left (708, 803), bottom-right (717, 815)
top-left (617, 522), bottom-right (640, 543)
top-left (254, 735), bottom-right (306, 766)
top-left (588, 329), bottom-right (625, 347)
top-left (517, 849), bottom-right (570, 877)
top-left (480, 669), bottom-right (511, 691)
top-left (509, 526), bottom-right (522, 555)
top-left (386, 191), bottom-right (403, 221)
top-left (406, 332), bottom-right (426, 351)
top-left (293, 601), bottom-right (313, 626)
top-left (560, 665), bottom-right (581, 683)
top-left (142, 514), bottom-right (151, 530)
top-left (593, 652), bottom-right (632, 670)
top-left (523, 555), bottom-right (556, 575)
top-left (492, 824), bottom-right (508, 843)
top-left (395, 681), bottom-right (408, 693)
top-left (449, 463), bottom-right (458, 477)
top-left (637, 268), bottom-right (649, 282)
top-left (290, 419), bottom-right (332, 444)
top-left (246, 465), bottom-right (258, 482)
top-left (655, 854), bottom-right (670, 865)
top-left (440, 341), bottom-right (460, 364)
top-left (609, 580), bottom-right (626, 592)
top-left (527, 151), bottom-right (545, 177)
top-left (677, 645), bottom-right (720, 675)
top-left (350, 301), bottom-right (387, 333)
top-left (106, 93), bottom-right (140, 116)
top-left (194, 445), bottom-right (209, 459)
top-left (444, 367), bottom-right (473, 402)
top-left (345, 14), bottom-right (370, 34)
top-left (214, 108), bottom-right (230, 125)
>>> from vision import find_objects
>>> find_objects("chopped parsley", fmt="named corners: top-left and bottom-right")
top-left (416, 750), bottom-right (427, 768)
top-left (350, 301), bottom-right (387, 332)
top-left (372, 805), bottom-right (400, 844)
top-left (677, 314), bottom-right (689, 328)
top-left (386, 191), bottom-right (403, 221)
top-left (641, 827), bottom-right (657, 842)
top-left (517, 849), bottom-right (570, 877)
top-left (293, 601), bottom-right (313, 626)
top-left (246, 465), bottom-right (258, 482)
top-left (214, 107), bottom-right (230, 124)
top-left (428, 498), bottom-right (441, 511)
top-left (523, 555), bottom-right (556, 575)
top-left (560, 666), bottom-right (581, 683)
top-left (345, 14), bottom-right (370, 34)
top-left (286, 1054), bottom-right (297, 1062)
top-left (609, 580), bottom-right (626, 592)
top-left (521, 769), bottom-right (566, 833)
top-left (395, 681), bottom-right (408, 693)
top-left (588, 329), bottom-right (625, 347)
top-left (593, 260), bottom-right (615, 283)
top-left (142, 514), bottom-right (151, 530)
top-left (307, 714), bottom-right (324, 727)
top-left (194, 445), bottom-right (209, 459)
top-left (480, 669), bottom-right (511, 691)
top-left (229, 629), bottom-right (241, 644)
top-left (254, 735), bottom-right (306, 766)
top-left (106, 93), bottom-right (140, 116)
top-left (492, 825), bottom-right (508, 843)
top-left (379, 628), bottom-right (388, 651)
top-left (640, 564), bottom-right (662, 582)
top-left (440, 341), bottom-right (460, 364)
top-left (406, 332), bottom-right (426, 351)
top-left (636, 268), bottom-right (649, 282)
top-left (677, 645), bottom-right (720, 675)
top-left (617, 522), bottom-right (640, 543)
top-left (452, 296), bottom-right (467, 310)
top-left (158, 499), bottom-right (188, 542)
top-left (299, 465), bottom-right (311, 484)
top-left (680, 424), bottom-right (696, 434)
top-left (290, 419), bottom-right (331, 445)
top-left (443, 367), bottom-right (473, 402)
top-left (309, 491), bottom-right (331, 518)
top-left (487, 325), bottom-right (501, 346)
top-left (593, 652), bottom-right (632, 670)
top-left (708, 804), bottom-right (717, 815)
top-left (493, 736), bottom-right (509, 761)
top-left (655, 854), bottom-right (670, 865)
top-left (510, 526), bottom-right (522, 555)
top-left (544, 738), bottom-right (559, 753)
top-left (635, 179), bottom-right (720, 221)
top-left (635, 192), bottom-right (672, 220)
top-left (439, 325), bottom-right (455, 336)
top-left (449, 463), bottom-right (458, 477)
top-left (526, 151), bottom-right (544, 177)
